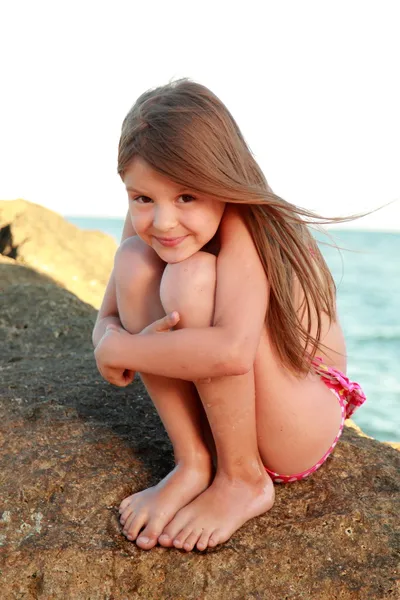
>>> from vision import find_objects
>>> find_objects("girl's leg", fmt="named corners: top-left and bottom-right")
top-left (253, 326), bottom-right (344, 476)
top-left (158, 253), bottom-right (275, 552)
top-left (159, 255), bottom-right (343, 552)
top-left (115, 238), bottom-right (216, 550)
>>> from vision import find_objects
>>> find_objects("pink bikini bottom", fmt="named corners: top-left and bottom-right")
top-left (264, 356), bottom-right (367, 484)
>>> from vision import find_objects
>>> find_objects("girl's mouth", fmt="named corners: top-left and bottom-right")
top-left (154, 236), bottom-right (187, 247)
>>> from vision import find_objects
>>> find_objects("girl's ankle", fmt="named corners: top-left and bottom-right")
top-left (175, 450), bottom-right (213, 469)
top-left (217, 459), bottom-right (269, 485)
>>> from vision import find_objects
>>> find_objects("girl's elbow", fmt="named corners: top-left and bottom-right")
top-left (220, 331), bottom-right (252, 376)
top-left (226, 343), bottom-right (252, 376)
top-left (233, 354), bottom-right (252, 375)
top-left (230, 331), bottom-right (259, 375)
top-left (207, 359), bottom-right (247, 381)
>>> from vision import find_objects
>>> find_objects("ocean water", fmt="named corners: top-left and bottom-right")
top-left (66, 216), bottom-right (400, 443)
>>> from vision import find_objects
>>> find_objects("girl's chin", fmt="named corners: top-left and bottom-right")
top-left (156, 247), bottom-right (198, 264)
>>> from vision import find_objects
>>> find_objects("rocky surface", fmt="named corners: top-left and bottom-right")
top-left (0, 199), bottom-right (117, 308)
top-left (0, 202), bottom-right (399, 599)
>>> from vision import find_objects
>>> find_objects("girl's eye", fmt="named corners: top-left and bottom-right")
top-left (133, 196), bottom-right (151, 204)
top-left (133, 195), bottom-right (196, 204)
top-left (180, 195), bottom-right (196, 203)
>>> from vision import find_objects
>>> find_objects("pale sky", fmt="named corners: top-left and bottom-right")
top-left (1, 0), bottom-right (399, 230)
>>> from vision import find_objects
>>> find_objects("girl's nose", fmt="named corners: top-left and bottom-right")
top-left (153, 208), bottom-right (178, 231)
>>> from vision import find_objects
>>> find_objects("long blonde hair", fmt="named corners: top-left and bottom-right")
top-left (117, 78), bottom-right (377, 376)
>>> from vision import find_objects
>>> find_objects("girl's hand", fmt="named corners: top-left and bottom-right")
top-left (94, 325), bottom-right (135, 387)
top-left (94, 312), bottom-right (180, 387)
top-left (139, 311), bottom-right (180, 336)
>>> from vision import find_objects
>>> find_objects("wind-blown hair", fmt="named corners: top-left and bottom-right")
top-left (117, 77), bottom-right (370, 376)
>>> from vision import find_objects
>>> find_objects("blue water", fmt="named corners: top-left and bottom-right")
top-left (66, 216), bottom-right (400, 443)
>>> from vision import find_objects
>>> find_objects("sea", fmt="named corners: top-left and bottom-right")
top-left (66, 216), bottom-right (400, 443)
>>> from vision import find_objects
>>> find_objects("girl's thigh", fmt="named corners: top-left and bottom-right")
top-left (253, 326), bottom-right (343, 475)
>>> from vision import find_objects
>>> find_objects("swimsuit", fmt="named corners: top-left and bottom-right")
top-left (264, 356), bottom-right (367, 483)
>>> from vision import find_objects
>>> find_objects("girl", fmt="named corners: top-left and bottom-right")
top-left (93, 78), bottom-right (367, 553)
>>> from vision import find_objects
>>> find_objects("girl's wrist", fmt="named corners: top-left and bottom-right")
top-left (92, 315), bottom-right (122, 348)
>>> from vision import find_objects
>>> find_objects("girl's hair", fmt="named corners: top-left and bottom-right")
top-left (117, 77), bottom-right (379, 376)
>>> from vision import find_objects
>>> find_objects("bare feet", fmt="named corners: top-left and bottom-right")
top-left (119, 458), bottom-right (213, 550)
top-left (158, 471), bottom-right (275, 552)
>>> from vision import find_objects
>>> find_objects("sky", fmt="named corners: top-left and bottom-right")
top-left (1, 1), bottom-right (399, 230)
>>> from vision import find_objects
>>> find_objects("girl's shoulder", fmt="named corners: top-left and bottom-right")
top-left (202, 203), bottom-right (253, 256)
top-left (202, 228), bottom-right (221, 257)
top-left (202, 203), bottom-right (244, 257)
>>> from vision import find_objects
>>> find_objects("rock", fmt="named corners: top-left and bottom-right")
top-left (0, 199), bottom-right (117, 308)
top-left (344, 418), bottom-right (373, 438)
top-left (385, 441), bottom-right (400, 451)
top-left (0, 213), bottom-right (399, 599)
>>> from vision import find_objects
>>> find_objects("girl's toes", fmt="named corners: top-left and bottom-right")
top-left (123, 515), bottom-right (145, 541)
top-left (183, 530), bottom-right (202, 552)
top-left (136, 533), bottom-right (158, 549)
top-left (119, 495), bottom-right (134, 513)
top-left (173, 527), bottom-right (193, 549)
top-left (160, 512), bottom-right (188, 545)
top-left (208, 530), bottom-right (221, 547)
top-left (158, 533), bottom-right (173, 548)
top-left (196, 530), bottom-right (210, 551)
top-left (119, 506), bottom-right (134, 526)
top-left (136, 519), bottom-right (165, 549)
top-left (121, 511), bottom-right (136, 535)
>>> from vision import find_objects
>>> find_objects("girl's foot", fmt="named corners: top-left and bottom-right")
top-left (158, 470), bottom-right (275, 552)
top-left (119, 457), bottom-right (213, 550)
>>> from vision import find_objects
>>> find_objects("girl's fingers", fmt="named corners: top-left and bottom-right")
top-left (106, 323), bottom-right (123, 333)
top-left (123, 370), bottom-right (136, 384)
top-left (140, 312), bottom-right (180, 336)
top-left (169, 311), bottom-right (180, 328)
top-left (156, 312), bottom-right (180, 331)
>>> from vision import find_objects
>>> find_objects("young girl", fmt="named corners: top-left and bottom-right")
top-left (92, 78), bottom-right (367, 553)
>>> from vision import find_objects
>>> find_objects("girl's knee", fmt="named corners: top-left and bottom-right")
top-left (160, 251), bottom-right (217, 326)
top-left (160, 251), bottom-right (216, 300)
top-left (114, 237), bottom-right (166, 287)
top-left (113, 238), bottom-right (167, 331)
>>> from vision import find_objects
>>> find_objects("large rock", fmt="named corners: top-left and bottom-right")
top-left (0, 199), bottom-right (117, 308)
top-left (0, 210), bottom-right (399, 599)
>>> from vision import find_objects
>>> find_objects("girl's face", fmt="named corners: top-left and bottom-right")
top-left (123, 156), bottom-right (226, 263)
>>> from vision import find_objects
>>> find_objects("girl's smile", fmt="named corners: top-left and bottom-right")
top-left (154, 235), bottom-right (188, 247)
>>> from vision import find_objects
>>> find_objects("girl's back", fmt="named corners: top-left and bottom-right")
top-left (293, 266), bottom-right (347, 374)
top-left (203, 215), bottom-right (347, 375)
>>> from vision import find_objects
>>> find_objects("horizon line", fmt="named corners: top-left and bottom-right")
top-left (64, 214), bottom-right (400, 234)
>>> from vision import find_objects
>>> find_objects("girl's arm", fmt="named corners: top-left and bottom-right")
top-left (92, 211), bottom-right (136, 347)
top-left (103, 204), bottom-right (267, 378)
top-left (94, 324), bottom-right (246, 381)
top-left (120, 208), bottom-right (137, 239)
top-left (92, 270), bottom-right (120, 347)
